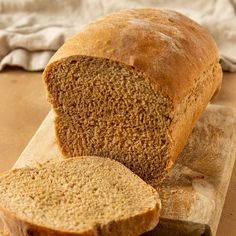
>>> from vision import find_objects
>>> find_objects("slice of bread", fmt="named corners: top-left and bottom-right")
top-left (0, 157), bottom-right (161, 236)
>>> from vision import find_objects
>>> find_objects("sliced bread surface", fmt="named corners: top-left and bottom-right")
top-left (0, 156), bottom-right (161, 236)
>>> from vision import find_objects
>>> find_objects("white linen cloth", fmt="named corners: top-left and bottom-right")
top-left (0, 0), bottom-right (236, 71)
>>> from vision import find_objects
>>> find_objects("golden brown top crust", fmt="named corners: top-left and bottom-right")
top-left (48, 8), bottom-right (220, 103)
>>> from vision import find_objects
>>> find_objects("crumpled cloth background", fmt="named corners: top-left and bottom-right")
top-left (0, 0), bottom-right (236, 72)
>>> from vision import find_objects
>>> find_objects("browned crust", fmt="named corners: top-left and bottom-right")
top-left (44, 8), bottom-right (221, 105)
top-left (0, 202), bottom-right (160, 236)
top-left (168, 62), bottom-right (222, 169)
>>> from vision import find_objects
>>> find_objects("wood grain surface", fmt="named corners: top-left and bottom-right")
top-left (0, 69), bottom-right (236, 235)
top-left (0, 68), bottom-right (50, 172)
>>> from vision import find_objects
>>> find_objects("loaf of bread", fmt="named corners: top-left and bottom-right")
top-left (43, 8), bottom-right (222, 184)
top-left (0, 157), bottom-right (160, 236)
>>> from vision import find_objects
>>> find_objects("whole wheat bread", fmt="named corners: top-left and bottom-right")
top-left (0, 156), bottom-right (160, 236)
top-left (43, 8), bottom-right (222, 184)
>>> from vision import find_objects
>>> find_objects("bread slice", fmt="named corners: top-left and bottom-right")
top-left (0, 156), bottom-right (160, 236)
top-left (43, 8), bottom-right (222, 184)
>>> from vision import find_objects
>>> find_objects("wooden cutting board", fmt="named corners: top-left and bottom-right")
top-left (7, 104), bottom-right (236, 236)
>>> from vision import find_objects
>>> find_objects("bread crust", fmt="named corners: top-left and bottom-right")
top-left (0, 204), bottom-right (160, 236)
top-left (46, 8), bottom-right (221, 104)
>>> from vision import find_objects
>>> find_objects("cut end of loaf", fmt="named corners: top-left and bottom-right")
top-left (44, 56), bottom-right (173, 183)
top-left (0, 157), bottom-right (161, 236)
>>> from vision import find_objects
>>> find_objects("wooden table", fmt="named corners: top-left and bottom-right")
top-left (0, 69), bottom-right (235, 235)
